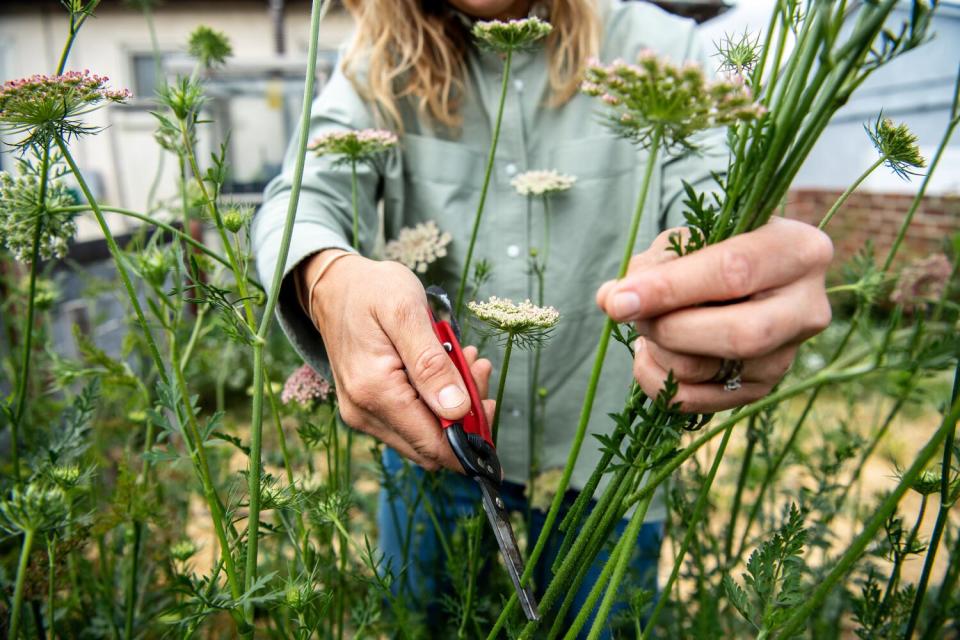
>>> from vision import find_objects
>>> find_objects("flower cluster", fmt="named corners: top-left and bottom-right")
top-left (582, 52), bottom-right (764, 149)
top-left (0, 158), bottom-right (77, 263)
top-left (866, 115), bottom-right (926, 179)
top-left (472, 17), bottom-right (553, 53)
top-left (281, 364), bottom-right (333, 407)
top-left (469, 296), bottom-right (559, 346)
top-left (310, 129), bottom-right (398, 165)
top-left (0, 70), bottom-right (131, 148)
top-left (384, 220), bottom-right (452, 273)
top-left (511, 169), bottom-right (576, 196)
top-left (889, 254), bottom-right (953, 312)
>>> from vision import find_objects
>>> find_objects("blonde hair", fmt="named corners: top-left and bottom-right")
top-left (341, 1), bottom-right (601, 129)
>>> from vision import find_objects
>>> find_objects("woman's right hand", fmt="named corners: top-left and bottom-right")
top-left (302, 250), bottom-right (494, 472)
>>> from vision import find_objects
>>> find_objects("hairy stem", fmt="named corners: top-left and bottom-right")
top-left (455, 49), bottom-right (513, 316)
top-left (243, 0), bottom-right (329, 629)
top-left (523, 128), bottom-right (662, 587)
top-left (491, 333), bottom-right (515, 444)
top-left (8, 528), bottom-right (36, 640)
top-left (818, 155), bottom-right (884, 229)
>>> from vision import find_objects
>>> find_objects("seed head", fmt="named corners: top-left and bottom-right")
top-left (0, 483), bottom-right (68, 534)
top-left (187, 25), bottom-right (233, 70)
top-left (138, 247), bottom-right (172, 287)
top-left (910, 469), bottom-right (942, 496)
top-left (890, 253), bottom-right (953, 313)
top-left (468, 296), bottom-right (559, 347)
top-left (49, 464), bottom-right (82, 489)
top-left (713, 29), bottom-right (761, 78)
top-left (281, 364), bottom-right (333, 407)
top-left (511, 169), bottom-right (576, 196)
top-left (222, 206), bottom-right (250, 234)
top-left (384, 220), bottom-right (452, 274)
top-left (310, 128), bottom-right (398, 166)
top-left (170, 539), bottom-right (198, 562)
top-left (0, 156), bottom-right (77, 263)
top-left (866, 115), bottom-right (926, 179)
top-left (583, 52), bottom-right (764, 150)
top-left (0, 70), bottom-right (131, 149)
top-left (472, 17), bottom-right (553, 53)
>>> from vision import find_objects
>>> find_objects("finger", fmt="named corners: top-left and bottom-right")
top-left (463, 345), bottom-right (479, 365)
top-left (603, 218), bottom-right (833, 321)
top-left (482, 399), bottom-right (496, 426)
top-left (377, 368), bottom-right (464, 472)
top-left (633, 342), bottom-right (771, 413)
top-left (644, 338), bottom-right (798, 384)
top-left (596, 228), bottom-right (686, 309)
top-left (470, 357), bottom-right (492, 399)
top-left (338, 399), bottom-right (454, 472)
top-left (380, 298), bottom-right (472, 421)
top-left (644, 278), bottom-right (831, 360)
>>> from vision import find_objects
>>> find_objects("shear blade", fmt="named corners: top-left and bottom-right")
top-left (476, 477), bottom-right (541, 622)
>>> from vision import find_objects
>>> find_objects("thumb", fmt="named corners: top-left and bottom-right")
top-left (385, 301), bottom-right (472, 422)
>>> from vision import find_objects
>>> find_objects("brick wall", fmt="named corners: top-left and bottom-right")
top-left (785, 189), bottom-right (960, 270)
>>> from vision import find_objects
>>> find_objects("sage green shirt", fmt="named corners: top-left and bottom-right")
top-left (253, 0), bottom-right (728, 521)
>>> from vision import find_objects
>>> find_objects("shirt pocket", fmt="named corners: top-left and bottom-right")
top-left (543, 134), bottom-right (658, 316)
top-left (396, 134), bottom-right (491, 279)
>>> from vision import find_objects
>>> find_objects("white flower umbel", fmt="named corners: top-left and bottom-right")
top-left (472, 16), bottom-right (552, 53)
top-left (511, 169), bottom-right (576, 197)
top-left (469, 296), bottom-right (560, 443)
top-left (384, 220), bottom-right (452, 274)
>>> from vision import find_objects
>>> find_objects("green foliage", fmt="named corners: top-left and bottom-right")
top-left (724, 503), bottom-right (809, 637)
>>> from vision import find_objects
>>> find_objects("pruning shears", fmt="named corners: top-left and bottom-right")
top-left (425, 285), bottom-right (541, 622)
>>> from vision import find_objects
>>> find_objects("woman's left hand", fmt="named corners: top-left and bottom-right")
top-left (596, 217), bottom-right (834, 413)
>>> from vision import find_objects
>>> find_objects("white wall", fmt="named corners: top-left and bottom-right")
top-left (0, 4), bottom-right (355, 240)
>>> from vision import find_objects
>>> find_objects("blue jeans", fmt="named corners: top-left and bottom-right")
top-left (377, 447), bottom-right (663, 639)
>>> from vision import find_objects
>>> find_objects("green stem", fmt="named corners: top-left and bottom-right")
top-left (46, 534), bottom-right (55, 640)
top-left (170, 339), bottom-right (243, 601)
top-left (491, 333), bottom-right (515, 444)
top-left (123, 522), bottom-right (142, 639)
top-left (56, 140), bottom-right (169, 387)
top-left (243, 0), bottom-right (329, 629)
top-left (523, 129), bottom-right (662, 587)
top-left (455, 49), bottom-right (513, 317)
top-left (777, 391), bottom-right (960, 638)
top-left (903, 362), bottom-right (959, 639)
top-left (351, 159), bottom-right (359, 251)
top-left (9, 528), bottom-right (36, 640)
top-left (818, 155), bottom-right (884, 229)
top-left (55, 1), bottom-right (100, 75)
top-left (724, 416), bottom-right (757, 564)
top-left (642, 422), bottom-right (735, 639)
top-left (51, 205), bottom-right (261, 289)
top-left (567, 495), bottom-right (653, 640)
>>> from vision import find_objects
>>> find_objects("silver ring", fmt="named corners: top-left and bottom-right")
top-left (709, 358), bottom-right (744, 391)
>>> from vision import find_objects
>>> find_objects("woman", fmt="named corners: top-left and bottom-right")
top-left (252, 0), bottom-right (833, 634)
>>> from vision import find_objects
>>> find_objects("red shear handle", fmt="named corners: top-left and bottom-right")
top-left (430, 319), bottom-right (494, 448)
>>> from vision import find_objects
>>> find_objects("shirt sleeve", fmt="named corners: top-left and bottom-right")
top-left (251, 63), bottom-right (388, 377)
top-left (658, 27), bottom-right (731, 231)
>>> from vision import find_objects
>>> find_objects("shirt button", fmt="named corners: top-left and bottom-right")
top-left (506, 244), bottom-right (521, 258)
top-left (513, 79), bottom-right (524, 92)
top-left (505, 163), bottom-right (518, 176)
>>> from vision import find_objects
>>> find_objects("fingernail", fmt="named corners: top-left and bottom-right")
top-left (612, 292), bottom-right (641, 318)
top-left (439, 385), bottom-right (466, 409)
